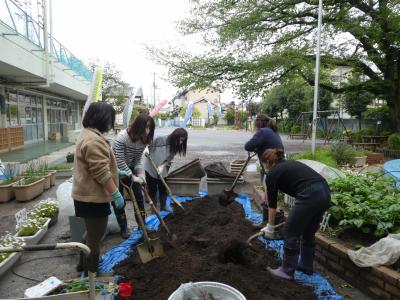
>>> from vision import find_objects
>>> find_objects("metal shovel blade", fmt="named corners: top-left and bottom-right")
top-left (136, 237), bottom-right (165, 264)
top-left (219, 189), bottom-right (238, 206)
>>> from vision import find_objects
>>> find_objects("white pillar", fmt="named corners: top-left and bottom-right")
top-left (43, 97), bottom-right (48, 140)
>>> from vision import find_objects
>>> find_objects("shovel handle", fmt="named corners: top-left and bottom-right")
top-left (141, 185), bottom-right (174, 238)
top-left (145, 153), bottom-right (185, 211)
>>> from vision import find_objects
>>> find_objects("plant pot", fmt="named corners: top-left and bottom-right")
top-left (0, 182), bottom-right (15, 203)
top-left (54, 168), bottom-right (73, 179)
top-left (13, 178), bottom-right (45, 202)
top-left (48, 214), bottom-right (58, 227)
top-left (36, 173), bottom-right (51, 190)
top-left (166, 178), bottom-right (201, 196)
top-left (15, 218), bottom-right (50, 245)
top-left (366, 153), bottom-right (384, 165)
top-left (0, 252), bottom-right (21, 278)
top-left (48, 171), bottom-right (56, 186)
top-left (353, 156), bottom-right (367, 167)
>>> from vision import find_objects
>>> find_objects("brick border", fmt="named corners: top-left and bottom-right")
top-left (315, 233), bottom-right (400, 300)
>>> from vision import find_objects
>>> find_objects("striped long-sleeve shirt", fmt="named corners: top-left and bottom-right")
top-left (112, 130), bottom-right (146, 176)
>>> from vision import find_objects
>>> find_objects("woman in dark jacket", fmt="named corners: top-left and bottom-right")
top-left (244, 114), bottom-right (284, 158)
top-left (260, 149), bottom-right (331, 281)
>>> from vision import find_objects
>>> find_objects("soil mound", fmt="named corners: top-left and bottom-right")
top-left (115, 196), bottom-right (316, 300)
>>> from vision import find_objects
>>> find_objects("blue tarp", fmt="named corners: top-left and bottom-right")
top-left (99, 191), bottom-right (343, 300)
top-left (383, 159), bottom-right (400, 189)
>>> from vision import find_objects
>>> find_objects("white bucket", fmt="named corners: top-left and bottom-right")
top-left (168, 281), bottom-right (246, 300)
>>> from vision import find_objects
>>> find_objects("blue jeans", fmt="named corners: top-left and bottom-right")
top-left (283, 181), bottom-right (331, 254)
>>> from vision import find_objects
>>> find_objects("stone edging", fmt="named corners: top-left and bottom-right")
top-left (315, 233), bottom-right (400, 300)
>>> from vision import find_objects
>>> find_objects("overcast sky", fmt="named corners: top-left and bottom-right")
top-left (50, 0), bottom-right (236, 104)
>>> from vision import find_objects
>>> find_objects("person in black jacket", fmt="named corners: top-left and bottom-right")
top-left (245, 114), bottom-right (284, 226)
top-left (244, 114), bottom-right (283, 159)
top-left (260, 149), bottom-right (331, 281)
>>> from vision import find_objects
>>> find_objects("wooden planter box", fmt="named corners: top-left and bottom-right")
top-left (315, 233), bottom-right (400, 300)
top-left (377, 148), bottom-right (400, 159)
top-left (0, 252), bottom-right (21, 278)
top-left (13, 178), bottom-right (45, 202)
top-left (366, 152), bottom-right (384, 165)
top-left (15, 218), bottom-right (50, 245)
top-left (0, 182), bottom-right (16, 203)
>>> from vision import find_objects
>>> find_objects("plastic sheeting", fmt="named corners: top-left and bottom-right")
top-left (348, 234), bottom-right (400, 267)
top-left (99, 192), bottom-right (343, 300)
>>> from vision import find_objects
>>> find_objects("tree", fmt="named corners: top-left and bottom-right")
top-left (344, 90), bottom-right (373, 131)
top-left (88, 61), bottom-right (130, 114)
top-left (150, 1), bottom-right (400, 130)
top-left (225, 107), bottom-right (235, 125)
top-left (192, 107), bottom-right (201, 118)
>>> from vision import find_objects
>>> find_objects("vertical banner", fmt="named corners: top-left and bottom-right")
top-left (149, 99), bottom-right (168, 117)
top-left (182, 102), bottom-right (194, 128)
top-left (122, 95), bottom-right (134, 130)
top-left (82, 66), bottom-right (103, 120)
top-left (207, 101), bottom-right (213, 117)
top-left (217, 103), bottom-right (222, 119)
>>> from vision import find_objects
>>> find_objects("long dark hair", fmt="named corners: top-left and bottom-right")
top-left (82, 102), bottom-right (115, 133)
top-left (254, 114), bottom-right (277, 132)
top-left (168, 128), bottom-right (188, 156)
top-left (128, 113), bottom-right (155, 145)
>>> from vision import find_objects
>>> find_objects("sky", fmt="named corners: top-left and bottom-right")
top-left (50, 0), bottom-right (237, 104)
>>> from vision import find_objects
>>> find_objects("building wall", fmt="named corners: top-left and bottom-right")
top-left (0, 86), bottom-right (82, 145)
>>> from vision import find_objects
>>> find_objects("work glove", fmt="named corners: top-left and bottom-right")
top-left (143, 147), bottom-right (150, 157)
top-left (157, 164), bottom-right (165, 174)
top-left (131, 174), bottom-right (146, 185)
top-left (118, 169), bottom-right (130, 177)
top-left (260, 224), bottom-right (279, 240)
top-left (111, 189), bottom-right (125, 210)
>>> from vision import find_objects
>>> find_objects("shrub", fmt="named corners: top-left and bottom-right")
top-left (277, 118), bottom-right (293, 133)
top-left (290, 147), bottom-right (337, 168)
top-left (387, 133), bottom-right (400, 149)
top-left (290, 125), bottom-right (301, 134)
top-left (330, 143), bottom-right (357, 166)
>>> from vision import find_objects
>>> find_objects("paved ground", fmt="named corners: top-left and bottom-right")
top-left (0, 129), bottom-right (371, 299)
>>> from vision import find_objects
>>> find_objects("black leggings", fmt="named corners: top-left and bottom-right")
top-left (145, 171), bottom-right (167, 207)
top-left (111, 175), bottom-right (145, 213)
top-left (283, 182), bottom-right (331, 254)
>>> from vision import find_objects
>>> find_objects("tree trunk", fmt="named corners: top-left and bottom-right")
top-left (358, 116), bottom-right (362, 131)
top-left (385, 58), bottom-right (400, 131)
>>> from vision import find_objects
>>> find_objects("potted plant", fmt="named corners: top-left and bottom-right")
top-left (0, 164), bottom-right (20, 203)
top-left (13, 176), bottom-right (45, 202)
top-left (66, 152), bottom-right (74, 163)
top-left (33, 199), bottom-right (59, 227)
top-left (22, 160), bottom-right (52, 190)
top-left (0, 232), bottom-right (24, 277)
top-left (330, 143), bottom-right (356, 167)
top-left (15, 212), bottom-right (50, 245)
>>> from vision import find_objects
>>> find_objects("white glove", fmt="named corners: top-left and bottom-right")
top-left (260, 224), bottom-right (277, 239)
top-left (131, 174), bottom-right (145, 185)
top-left (157, 164), bottom-right (165, 174)
top-left (143, 147), bottom-right (150, 157)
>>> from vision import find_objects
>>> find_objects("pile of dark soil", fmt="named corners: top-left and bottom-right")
top-left (115, 196), bottom-right (316, 300)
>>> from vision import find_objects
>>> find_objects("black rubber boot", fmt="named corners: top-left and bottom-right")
top-left (87, 253), bottom-right (100, 275)
top-left (115, 210), bottom-right (129, 239)
top-left (297, 245), bottom-right (315, 275)
top-left (76, 251), bottom-right (84, 272)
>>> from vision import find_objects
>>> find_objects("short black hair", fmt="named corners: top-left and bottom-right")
top-left (82, 102), bottom-right (116, 133)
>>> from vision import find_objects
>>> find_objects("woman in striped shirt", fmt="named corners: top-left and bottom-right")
top-left (112, 113), bottom-right (155, 238)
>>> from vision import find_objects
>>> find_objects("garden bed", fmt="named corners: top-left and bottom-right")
top-left (115, 196), bottom-right (316, 300)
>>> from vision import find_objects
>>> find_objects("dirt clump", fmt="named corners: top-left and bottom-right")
top-left (115, 196), bottom-right (316, 300)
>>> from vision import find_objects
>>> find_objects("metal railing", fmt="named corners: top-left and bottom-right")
top-left (0, 0), bottom-right (93, 81)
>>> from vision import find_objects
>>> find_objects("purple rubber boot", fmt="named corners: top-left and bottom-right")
top-left (297, 245), bottom-right (315, 275)
top-left (267, 252), bottom-right (299, 281)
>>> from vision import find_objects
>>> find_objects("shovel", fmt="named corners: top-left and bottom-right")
top-left (246, 222), bottom-right (286, 245)
top-left (219, 152), bottom-right (257, 206)
top-left (141, 184), bottom-right (178, 247)
top-left (145, 153), bottom-right (185, 211)
top-left (120, 179), bottom-right (165, 264)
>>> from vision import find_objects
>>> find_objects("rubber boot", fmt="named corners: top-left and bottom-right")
top-left (267, 251), bottom-right (299, 281)
top-left (115, 210), bottom-right (130, 239)
top-left (76, 251), bottom-right (84, 272)
top-left (297, 245), bottom-right (315, 275)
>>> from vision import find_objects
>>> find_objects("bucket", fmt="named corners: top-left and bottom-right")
top-left (168, 281), bottom-right (246, 300)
